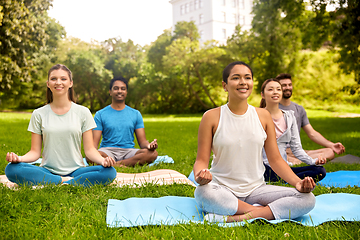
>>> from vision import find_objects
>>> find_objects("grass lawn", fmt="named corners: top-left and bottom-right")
top-left (1, 111), bottom-right (360, 239)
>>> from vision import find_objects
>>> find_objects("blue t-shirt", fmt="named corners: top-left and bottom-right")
top-left (94, 105), bottom-right (144, 149)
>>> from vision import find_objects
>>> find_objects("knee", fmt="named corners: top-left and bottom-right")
top-left (5, 162), bottom-right (22, 179)
top-left (317, 166), bottom-right (326, 181)
top-left (145, 149), bottom-right (158, 163)
top-left (324, 148), bottom-right (335, 160)
top-left (101, 166), bottom-right (117, 181)
top-left (152, 150), bottom-right (158, 160)
top-left (194, 184), bottom-right (214, 210)
top-left (301, 192), bottom-right (316, 214)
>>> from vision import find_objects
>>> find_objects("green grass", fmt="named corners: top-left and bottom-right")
top-left (1, 111), bottom-right (360, 239)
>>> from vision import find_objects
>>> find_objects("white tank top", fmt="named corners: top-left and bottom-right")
top-left (210, 104), bottom-right (267, 197)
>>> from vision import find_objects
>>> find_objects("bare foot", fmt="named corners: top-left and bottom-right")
top-left (61, 176), bottom-right (74, 183)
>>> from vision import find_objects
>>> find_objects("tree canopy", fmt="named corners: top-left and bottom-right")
top-left (0, 0), bottom-right (358, 112)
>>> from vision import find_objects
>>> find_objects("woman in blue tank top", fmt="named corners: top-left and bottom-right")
top-left (193, 61), bottom-right (316, 223)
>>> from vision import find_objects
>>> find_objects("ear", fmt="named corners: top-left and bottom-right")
top-left (261, 92), bottom-right (264, 99)
top-left (46, 81), bottom-right (50, 88)
top-left (69, 81), bottom-right (73, 88)
top-left (222, 81), bottom-right (227, 92)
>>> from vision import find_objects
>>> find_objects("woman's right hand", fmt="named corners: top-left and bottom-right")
top-left (6, 152), bottom-right (21, 163)
top-left (315, 155), bottom-right (327, 165)
top-left (195, 169), bottom-right (212, 185)
top-left (102, 156), bottom-right (115, 167)
top-left (295, 176), bottom-right (316, 193)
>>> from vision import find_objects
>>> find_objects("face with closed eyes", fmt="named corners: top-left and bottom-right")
top-left (222, 64), bottom-right (253, 101)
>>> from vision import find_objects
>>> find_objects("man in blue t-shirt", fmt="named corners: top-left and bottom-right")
top-left (277, 73), bottom-right (345, 165)
top-left (91, 76), bottom-right (158, 167)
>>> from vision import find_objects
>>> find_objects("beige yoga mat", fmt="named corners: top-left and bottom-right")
top-left (0, 169), bottom-right (196, 189)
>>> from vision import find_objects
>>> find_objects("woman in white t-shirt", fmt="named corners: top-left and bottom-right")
top-left (193, 61), bottom-right (316, 223)
top-left (260, 78), bottom-right (327, 182)
top-left (5, 64), bottom-right (117, 187)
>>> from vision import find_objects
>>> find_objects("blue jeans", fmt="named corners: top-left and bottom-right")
top-left (264, 164), bottom-right (326, 183)
top-left (5, 162), bottom-right (117, 187)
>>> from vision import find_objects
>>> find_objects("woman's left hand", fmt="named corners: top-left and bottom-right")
top-left (295, 177), bottom-right (316, 193)
top-left (102, 156), bottom-right (115, 167)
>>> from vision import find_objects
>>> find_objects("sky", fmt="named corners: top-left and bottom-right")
top-left (48, 0), bottom-right (173, 46)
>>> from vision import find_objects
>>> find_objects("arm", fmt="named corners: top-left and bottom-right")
top-left (259, 109), bottom-right (315, 192)
top-left (193, 109), bottom-right (219, 185)
top-left (92, 130), bottom-right (102, 149)
top-left (287, 113), bottom-right (317, 165)
top-left (134, 128), bottom-right (158, 150)
top-left (83, 130), bottom-right (115, 167)
top-left (6, 133), bottom-right (42, 163)
top-left (303, 124), bottom-right (345, 155)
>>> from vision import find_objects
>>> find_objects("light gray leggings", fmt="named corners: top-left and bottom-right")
top-left (194, 183), bottom-right (316, 220)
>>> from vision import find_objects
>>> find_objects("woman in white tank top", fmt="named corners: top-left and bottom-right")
top-left (193, 62), bottom-right (316, 223)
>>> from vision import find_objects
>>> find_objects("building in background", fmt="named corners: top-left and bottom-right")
top-left (170, 0), bottom-right (254, 45)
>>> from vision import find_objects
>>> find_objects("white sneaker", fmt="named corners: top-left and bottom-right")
top-left (203, 213), bottom-right (227, 223)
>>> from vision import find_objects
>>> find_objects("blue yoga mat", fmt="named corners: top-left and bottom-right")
top-left (106, 193), bottom-right (360, 228)
top-left (318, 171), bottom-right (360, 188)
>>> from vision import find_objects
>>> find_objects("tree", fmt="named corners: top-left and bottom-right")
top-left (102, 37), bottom-right (145, 80)
top-left (161, 38), bottom-right (226, 113)
top-left (251, 0), bottom-right (305, 91)
top-left (129, 21), bottom-right (226, 113)
top-left (17, 16), bottom-right (66, 109)
top-left (306, 0), bottom-right (359, 83)
top-left (0, 0), bottom-right (53, 103)
top-left (65, 49), bottom-right (113, 112)
top-left (147, 29), bottom-right (172, 72)
top-left (172, 21), bottom-right (200, 41)
top-left (331, 0), bottom-right (360, 83)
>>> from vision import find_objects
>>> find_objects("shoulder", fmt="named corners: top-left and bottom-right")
top-left (33, 104), bottom-right (50, 113)
top-left (281, 109), bottom-right (296, 124)
top-left (72, 103), bottom-right (91, 114)
top-left (71, 103), bottom-right (93, 121)
top-left (94, 105), bottom-right (112, 118)
top-left (125, 105), bottom-right (140, 113)
top-left (255, 107), bottom-right (271, 119)
top-left (203, 106), bottom-right (221, 118)
top-left (31, 104), bottom-right (50, 118)
top-left (282, 109), bottom-right (296, 118)
top-left (255, 107), bottom-right (273, 130)
top-left (96, 105), bottom-right (111, 114)
top-left (291, 101), bottom-right (305, 111)
top-left (125, 105), bottom-right (142, 118)
top-left (201, 107), bottom-right (221, 124)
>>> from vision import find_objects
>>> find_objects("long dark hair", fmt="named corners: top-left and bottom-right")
top-left (259, 78), bottom-right (281, 108)
top-left (46, 64), bottom-right (76, 103)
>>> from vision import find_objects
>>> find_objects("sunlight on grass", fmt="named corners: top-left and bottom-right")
top-left (0, 112), bottom-right (31, 121)
top-left (1, 110), bottom-right (360, 239)
top-left (143, 114), bottom-right (203, 122)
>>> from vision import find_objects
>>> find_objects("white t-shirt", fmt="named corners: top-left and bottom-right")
top-left (210, 104), bottom-right (267, 197)
top-left (28, 102), bottom-right (96, 175)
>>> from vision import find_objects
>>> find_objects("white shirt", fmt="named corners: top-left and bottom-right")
top-left (210, 104), bottom-right (267, 197)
